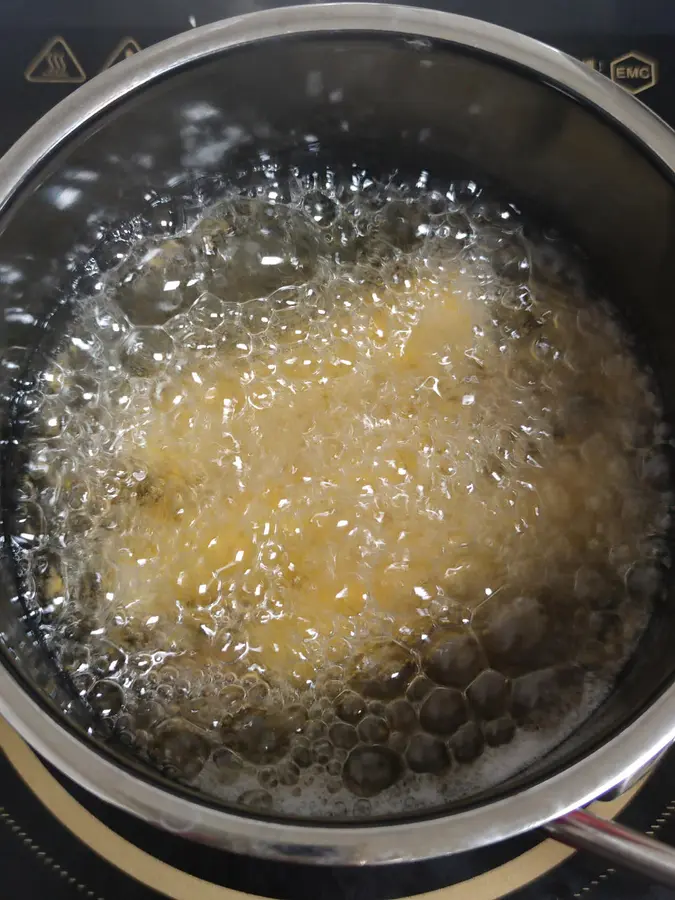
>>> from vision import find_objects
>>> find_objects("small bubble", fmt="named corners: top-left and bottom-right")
top-left (386, 699), bottom-right (417, 733)
top-left (121, 327), bottom-right (174, 376)
top-left (357, 715), bottom-right (390, 744)
top-left (91, 642), bottom-right (126, 678)
top-left (406, 733), bottom-right (450, 774)
top-left (258, 767), bottom-right (279, 789)
top-left (151, 725), bottom-right (211, 781)
top-left (344, 746), bottom-right (402, 797)
top-left (419, 688), bottom-right (467, 737)
top-left (466, 670), bottom-right (510, 721)
top-left (423, 627), bottom-right (485, 688)
top-left (303, 192), bottom-right (337, 226)
top-left (88, 679), bottom-right (123, 717)
top-left (12, 500), bottom-right (47, 550)
top-left (329, 722), bottom-right (358, 750)
top-left (237, 789), bottom-right (273, 811)
top-left (483, 716), bottom-right (516, 748)
top-left (278, 760), bottom-right (300, 785)
top-left (212, 748), bottom-right (244, 784)
top-left (335, 691), bottom-right (366, 724)
top-left (451, 721), bottom-right (485, 764)
top-left (291, 743), bottom-right (313, 769)
top-left (312, 739), bottom-right (334, 764)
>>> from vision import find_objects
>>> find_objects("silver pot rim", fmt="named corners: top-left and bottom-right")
top-left (2, 2), bottom-right (675, 865)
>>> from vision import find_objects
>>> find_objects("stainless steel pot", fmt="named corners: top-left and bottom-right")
top-left (2, 2), bottom-right (675, 884)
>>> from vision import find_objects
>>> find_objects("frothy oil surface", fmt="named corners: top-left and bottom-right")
top-left (106, 267), bottom-right (499, 681)
top-left (18, 169), bottom-right (672, 817)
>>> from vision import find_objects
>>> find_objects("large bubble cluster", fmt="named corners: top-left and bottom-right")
top-left (12, 162), bottom-right (672, 818)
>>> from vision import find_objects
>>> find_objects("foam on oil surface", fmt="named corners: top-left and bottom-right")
top-left (14, 166), bottom-right (672, 818)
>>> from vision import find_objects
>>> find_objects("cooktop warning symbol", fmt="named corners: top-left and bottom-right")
top-left (25, 36), bottom-right (86, 84)
top-left (610, 51), bottom-right (658, 95)
top-left (101, 38), bottom-right (142, 71)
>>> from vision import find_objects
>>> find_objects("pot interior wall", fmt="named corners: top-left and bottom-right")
top-left (1, 30), bottom-right (675, 820)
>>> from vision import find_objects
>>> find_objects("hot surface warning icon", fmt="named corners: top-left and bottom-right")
top-left (101, 38), bottom-right (142, 71)
top-left (25, 36), bottom-right (86, 84)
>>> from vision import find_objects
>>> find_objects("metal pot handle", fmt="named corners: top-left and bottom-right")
top-left (546, 810), bottom-right (675, 888)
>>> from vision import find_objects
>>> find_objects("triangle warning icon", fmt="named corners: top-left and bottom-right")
top-left (101, 38), bottom-right (142, 71)
top-left (25, 36), bottom-right (86, 84)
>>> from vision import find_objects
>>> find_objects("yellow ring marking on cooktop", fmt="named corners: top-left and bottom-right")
top-left (0, 717), bottom-right (641, 900)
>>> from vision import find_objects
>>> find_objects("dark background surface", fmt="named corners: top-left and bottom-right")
top-left (0, 0), bottom-right (674, 157)
top-left (2, 0), bottom-right (675, 897)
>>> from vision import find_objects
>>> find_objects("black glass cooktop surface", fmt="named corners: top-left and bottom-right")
top-left (2, 1), bottom-right (675, 897)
